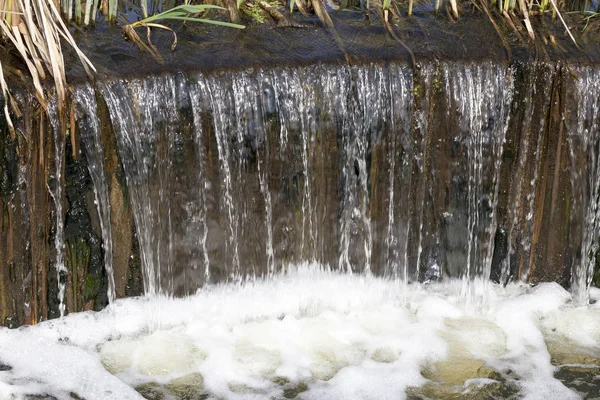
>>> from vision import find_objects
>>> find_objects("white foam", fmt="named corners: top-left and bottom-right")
top-left (0, 264), bottom-right (598, 399)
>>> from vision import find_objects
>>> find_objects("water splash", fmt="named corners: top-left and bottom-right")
top-left (1, 264), bottom-right (595, 400)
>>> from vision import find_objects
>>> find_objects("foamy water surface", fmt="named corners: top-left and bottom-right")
top-left (1, 264), bottom-right (599, 400)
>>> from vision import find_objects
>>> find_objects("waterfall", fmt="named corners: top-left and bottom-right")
top-left (202, 76), bottom-right (243, 280)
top-left (188, 83), bottom-right (211, 284)
top-left (47, 102), bottom-right (67, 317)
top-left (568, 66), bottom-right (600, 306)
top-left (62, 61), bottom-right (594, 302)
top-left (99, 76), bottom-right (180, 296)
top-left (443, 62), bottom-right (514, 305)
top-left (74, 85), bottom-right (116, 304)
top-left (383, 65), bottom-right (413, 280)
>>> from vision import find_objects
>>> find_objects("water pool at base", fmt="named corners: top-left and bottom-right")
top-left (0, 264), bottom-right (599, 400)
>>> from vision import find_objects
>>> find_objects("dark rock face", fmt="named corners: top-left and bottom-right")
top-left (2, 14), bottom-right (600, 325)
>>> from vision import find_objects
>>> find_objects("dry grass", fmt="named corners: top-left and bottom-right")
top-left (0, 59), bottom-right (14, 137)
top-left (0, 0), bottom-right (95, 134)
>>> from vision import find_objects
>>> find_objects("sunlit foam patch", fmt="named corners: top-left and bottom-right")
top-left (101, 330), bottom-right (206, 376)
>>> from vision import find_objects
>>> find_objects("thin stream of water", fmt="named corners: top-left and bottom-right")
top-left (75, 84), bottom-right (116, 304)
top-left (47, 102), bottom-right (67, 317)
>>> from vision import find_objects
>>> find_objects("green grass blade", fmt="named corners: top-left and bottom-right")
top-left (142, 4), bottom-right (225, 22)
top-left (166, 4), bottom-right (225, 13)
top-left (157, 15), bottom-right (245, 28)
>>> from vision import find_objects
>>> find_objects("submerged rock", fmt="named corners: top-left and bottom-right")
top-left (134, 375), bottom-right (207, 400)
top-left (135, 382), bottom-right (165, 400)
top-left (555, 365), bottom-right (600, 400)
top-left (282, 382), bottom-right (308, 399)
top-left (407, 379), bottom-right (519, 400)
top-left (165, 373), bottom-right (206, 399)
top-left (414, 361), bottom-right (519, 399)
top-left (547, 340), bottom-right (600, 367)
top-left (545, 338), bottom-right (600, 399)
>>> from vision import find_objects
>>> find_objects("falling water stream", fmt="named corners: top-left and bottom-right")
top-left (74, 85), bottom-right (116, 304)
top-left (48, 103), bottom-right (67, 318)
top-left (2, 61), bottom-right (600, 400)
top-left (568, 66), bottom-right (600, 306)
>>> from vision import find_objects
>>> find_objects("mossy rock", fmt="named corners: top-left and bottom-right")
top-left (407, 379), bottom-right (519, 400)
top-left (272, 376), bottom-right (290, 386)
top-left (415, 358), bottom-right (520, 399)
top-left (421, 358), bottom-right (489, 385)
top-left (546, 339), bottom-right (600, 367)
top-left (283, 382), bottom-right (308, 399)
top-left (135, 382), bottom-right (165, 400)
top-left (411, 362), bottom-right (519, 400)
top-left (555, 364), bottom-right (600, 399)
top-left (83, 274), bottom-right (102, 302)
top-left (227, 382), bottom-right (266, 394)
top-left (165, 373), bottom-right (207, 400)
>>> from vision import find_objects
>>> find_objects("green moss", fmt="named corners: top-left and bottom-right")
top-left (135, 382), bottom-right (165, 400)
top-left (432, 76), bottom-right (442, 92)
top-left (68, 238), bottom-right (92, 310)
top-left (241, 0), bottom-right (280, 24)
top-left (83, 274), bottom-right (101, 302)
top-left (242, 3), bottom-right (267, 23)
top-left (272, 376), bottom-right (290, 386)
top-left (283, 383), bottom-right (308, 399)
top-left (410, 83), bottom-right (422, 98)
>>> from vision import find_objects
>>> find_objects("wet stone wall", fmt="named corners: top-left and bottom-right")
top-left (1, 59), bottom-right (600, 325)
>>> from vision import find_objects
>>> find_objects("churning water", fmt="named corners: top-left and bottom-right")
top-left (1, 265), bottom-right (600, 400)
